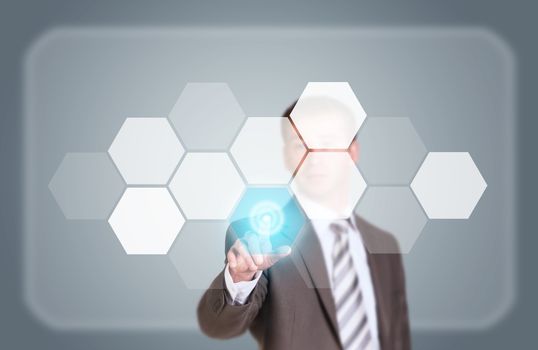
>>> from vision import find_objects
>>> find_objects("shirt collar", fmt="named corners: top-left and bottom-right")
top-left (311, 216), bottom-right (358, 235)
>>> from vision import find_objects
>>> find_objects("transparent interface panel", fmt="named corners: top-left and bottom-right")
top-left (24, 27), bottom-right (515, 331)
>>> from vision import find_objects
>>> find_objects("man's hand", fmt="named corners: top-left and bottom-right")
top-left (227, 233), bottom-right (291, 283)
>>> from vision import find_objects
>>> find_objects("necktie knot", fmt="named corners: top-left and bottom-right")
top-left (330, 220), bottom-right (350, 237)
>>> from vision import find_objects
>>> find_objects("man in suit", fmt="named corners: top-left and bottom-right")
top-left (197, 99), bottom-right (411, 350)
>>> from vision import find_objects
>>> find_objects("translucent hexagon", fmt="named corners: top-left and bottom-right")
top-left (49, 153), bottom-right (125, 220)
top-left (108, 117), bottom-right (185, 185)
top-left (355, 186), bottom-right (427, 253)
top-left (229, 187), bottom-right (306, 250)
top-left (290, 82), bottom-right (366, 149)
top-left (230, 117), bottom-right (306, 185)
top-left (168, 83), bottom-right (246, 150)
top-left (357, 117), bottom-right (427, 185)
top-left (411, 152), bottom-right (487, 219)
top-left (108, 187), bottom-right (185, 254)
top-left (291, 152), bottom-right (367, 220)
top-left (169, 153), bottom-right (245, 220)
top-left (168, 221), bottom-right (229, 289)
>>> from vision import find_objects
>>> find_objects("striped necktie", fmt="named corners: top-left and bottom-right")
top-left (330, 220), bottom-right (373, 350)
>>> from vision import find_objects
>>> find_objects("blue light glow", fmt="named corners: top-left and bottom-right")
top-left (249, 201), bottom-right (284, 237)
top-left (230, 187), bottom-right (305, 251)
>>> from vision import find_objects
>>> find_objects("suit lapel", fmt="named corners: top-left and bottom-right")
top-left (354, 215), bottom-right (391, 342)
top-left (295, 217), bottom-right (392, 345)
top-left (295, 222), bottom-right (340, 342)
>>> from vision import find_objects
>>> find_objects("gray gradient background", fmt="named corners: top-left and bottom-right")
top-left (25, 27), bottom-right (513, 330)
top-left (1, 1), bottom-right (535, 349)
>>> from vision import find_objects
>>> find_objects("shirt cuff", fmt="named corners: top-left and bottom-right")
top-left (223, 263), bottom-right (262, 305)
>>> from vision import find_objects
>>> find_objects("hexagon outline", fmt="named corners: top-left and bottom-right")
top-left (168, 152), bottom-right (246, 220)
top-left (410, 152), bottom-right (487, 219)
top-left (355, 186), bottom-right (428, 254)
top-left (108, 117), bottom-right (185, 185)
top-left (290, 150), bottom-right (367, 220)
top-left (108, 187), bottom-right (185, 255)
top-left (167, 82), bottom-right (247, 151)
top-left (230, 116), bottom-right (307, 185)
top-left (290, 82), bottom-right (367, 150)
top-left (168, 220), bottom-right (230, 290)
top-left (48, 152), bottom-right (125, 220)
top-left (357, 116), bottom-right (428, 185)
top-left (229, 186), bottom-right (306, 248)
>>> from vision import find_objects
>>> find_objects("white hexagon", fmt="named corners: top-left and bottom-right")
top-left (291, 151), bottom-right (367, 220)
top-left (230, 117), bottom-right (306, 184)
top-left (108, 117), bottom-right (185, 185)
top-left (411, 152), bottom-right (487, 219)
top-left (108, 187), bottom-right (185, 254)
top-left (49, 153), bottom-right (125, 220)
top-left (168, 83), bottom-right (246, 150)
top-left (168, 221), bottom-right (229, 289)
top-left (290, 82), bottom-right (366, 149)
top-left (169, 153), bottom-right (245, 220)
top-left (355, 186), bottom-right (427, 254)
top-left (357, 117), bottom-right (427, 185)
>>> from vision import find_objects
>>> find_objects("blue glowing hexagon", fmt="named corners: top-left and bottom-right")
top-left (229, 187), bottom-right (305, 252)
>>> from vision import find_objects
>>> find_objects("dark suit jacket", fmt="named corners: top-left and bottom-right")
top-left (197, 214), bottom-right (411, 350)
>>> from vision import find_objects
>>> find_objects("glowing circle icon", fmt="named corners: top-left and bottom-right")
top-left (230, 187), bottom-right (305, 249)
top-left (249, 201), bottom-right (284, 237)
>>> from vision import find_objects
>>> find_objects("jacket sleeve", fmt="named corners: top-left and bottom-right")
top-left (196, 227), bottom-right (268, 339)
top-left (197, 269), bottom-right (268, 339)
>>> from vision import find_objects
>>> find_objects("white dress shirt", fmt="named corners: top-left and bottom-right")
top-left (224, 266), bottom-right (262, 304)
top-left (224, 214), bottom-right (380, 350)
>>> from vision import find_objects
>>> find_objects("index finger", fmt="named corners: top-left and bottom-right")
top-left (232, 239), bottom-right (258, 271)
top-left (246, 233), bottom-right (263, 265)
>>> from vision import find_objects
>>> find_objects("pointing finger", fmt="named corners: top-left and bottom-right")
top-left (246, 233), bottom-right (264, 265)
top-left (234, 239), bottom-right (257, 271)
top-left (265, 245), bottom-right (292, 267)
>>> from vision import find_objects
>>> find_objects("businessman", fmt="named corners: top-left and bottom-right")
top-left (198, 98), bottom-right (411, 350)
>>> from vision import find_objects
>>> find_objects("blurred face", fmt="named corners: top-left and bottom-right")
top-left (295, 151), bottom-right (352, 199)
top-left (296, 111), bottom-right (353, 149)
top-left (283, 134), bottom-right (305, 173)
top-left (282, 107), bottom-right (360, 214)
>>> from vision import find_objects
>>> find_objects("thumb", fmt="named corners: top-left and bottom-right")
top-left (265, 245), bottom-right (292, 267)
top-left (274, 245), bottom-right (292, 256)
